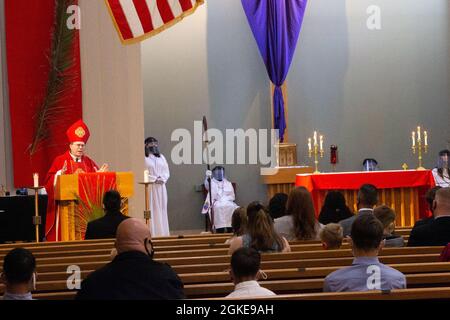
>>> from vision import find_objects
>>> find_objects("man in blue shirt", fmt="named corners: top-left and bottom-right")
top-left (324, 213), bottom-right (406, 292)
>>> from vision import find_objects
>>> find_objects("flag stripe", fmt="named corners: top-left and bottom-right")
top-left (108, 0), bottom-right (134, 40)
top-left (107, 0), bottom-right (203, 43)
top-left (132, 0), bottom-right (154, 33)
top-left (146, 0), bottom-right (164, 29)
top-left (156, 0), bottom-right (175, 23)
top-left (168, 0), bottom-right (183, 17)
top-left (179, 0), bottom-right (193, 11)
top-left (119, 0), bottom-right (145, 37)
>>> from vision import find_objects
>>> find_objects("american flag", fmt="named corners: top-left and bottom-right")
top-left (105, 0), bottom-right (204, 44)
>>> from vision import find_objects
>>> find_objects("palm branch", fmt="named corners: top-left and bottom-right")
top-left (28, 0), bottom-right (79, 155)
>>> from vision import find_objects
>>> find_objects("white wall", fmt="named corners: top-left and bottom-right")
top-left (141, 0), bottom-right (450, 231)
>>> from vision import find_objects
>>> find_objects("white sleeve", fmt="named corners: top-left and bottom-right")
top-left (159, 155), bottom-right (170, 183)
top-left (53, 170), bottom-right (63, 186)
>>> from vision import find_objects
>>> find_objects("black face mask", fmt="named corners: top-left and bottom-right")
top-left (145, 145), bottom-right (160, 157)
top-left (144, 238), bottom-right (155, 259)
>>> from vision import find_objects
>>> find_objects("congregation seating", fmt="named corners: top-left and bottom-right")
top-left (3, 227), bottom-right (447, 300)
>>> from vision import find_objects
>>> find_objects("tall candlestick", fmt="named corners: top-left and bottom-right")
top-left (320, 135), bottom-right (323, 151)
top-left (412, 131), bottom-right (415, 147)
top-left (314, 131), bottom-right (317, 145)
top-left (424, 131), bottom-right (428, 146)
top-left (417, 126), bottom-right (421, 141)
top-left (33, 173), bottom-right (39, 188)
top-left (308, 138), bottom-right (312, 151)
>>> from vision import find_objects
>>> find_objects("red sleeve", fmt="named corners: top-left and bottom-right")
top-left (44, 154), bottom-right (67, 191)
top-left (84, 156), bottom-right (99, 172)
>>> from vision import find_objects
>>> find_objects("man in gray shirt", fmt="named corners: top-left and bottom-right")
top-left (340, 184), bottom-right (378, 236)
top-left (324, 214), bottom-right (406, 292)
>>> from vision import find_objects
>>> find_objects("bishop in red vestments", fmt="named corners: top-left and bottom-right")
top-left (44, 120), bottom-right (108, 241)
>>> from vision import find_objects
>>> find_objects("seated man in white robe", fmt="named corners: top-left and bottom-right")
top-left (432, 149), bottom-right (450, 187)
top-left (202, 166), bottom-right (238, 233)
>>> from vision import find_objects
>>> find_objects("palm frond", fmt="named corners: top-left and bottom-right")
top-left (28, 0), bottom-right (78, 155)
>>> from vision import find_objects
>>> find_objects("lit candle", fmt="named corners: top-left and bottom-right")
top-left (412, 131), bottom-right (415, 147)
top-left (314, 131), bottom-right (317, 146)
top-left (424, 131), bottom-right (428, 146)
top-left (320, 135), bottom-right (323, 151)
top-left (144, 170), bottom-right (149, 183)
top-left (308, 138), bottom-right (312, 152)
top-left (417, 126), bottom-right (421, 141)
top-left (33, 173), bottom-right (39, 188)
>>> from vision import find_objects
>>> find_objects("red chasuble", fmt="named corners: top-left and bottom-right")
top-left (44, 151), bottom-right (99, 241)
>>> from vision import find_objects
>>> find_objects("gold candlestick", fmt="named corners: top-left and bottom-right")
top-left (411, 125), bottom-right (428, 170)
top-left (308, 131), bottom-right (324, 174)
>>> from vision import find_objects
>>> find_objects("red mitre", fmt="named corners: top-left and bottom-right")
top-left (66, 119), bottom-right (90, 143)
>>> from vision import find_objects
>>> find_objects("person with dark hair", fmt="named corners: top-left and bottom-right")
top-left (226, 247), bottom-right (275, 298)
top-left (203, 166), bottom-right (238, 233)
top-left (274, 187), bottom-right (323, 241)
top-left (85, 190), bottom-right (129, 239)
top-left (145, 137), bottom-right (171, 236)
top-left (432, 149), bottom-right (450, 187)
top-left (318, 191), bottom-right (354, 224)
top-left (77, 218), bottom-right (184, 300)
top-left (268, 193), bottom-right (288, 220)
top-left (414, 186), bottom-right (442, 228)
top-left (373, 205), bottom-right (404, 247)
top-left (1, 248), bottom-right (36, 300)
top-left (228, 202), bottom-right (290, 255)
top-left (340, 184), bottom-right (378, 236)
top-left (324, 214), bottom-right (406, 292)
top-left (408, 187), bottom-right (450, 247)
top-left (225, 207), bottom-right (247, 244)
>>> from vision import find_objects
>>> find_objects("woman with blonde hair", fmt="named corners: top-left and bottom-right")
top-left (228, 202), bottom-right (290, 255)
top-left (275, 187), bottom-right (323, 241)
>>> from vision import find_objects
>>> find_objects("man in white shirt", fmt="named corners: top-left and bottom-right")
top-left (226, 247), bottom-right (275, 298)
top-left (432, 149), bottom-right (450, 187)
top-left (203, 166), bottom-right (238, 233)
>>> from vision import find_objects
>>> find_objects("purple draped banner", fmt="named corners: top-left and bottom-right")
top-left (241, 0), bottom-right (307, 142)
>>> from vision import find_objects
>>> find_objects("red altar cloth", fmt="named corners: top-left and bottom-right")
top-left (295, 170), bottom-right (436, 221)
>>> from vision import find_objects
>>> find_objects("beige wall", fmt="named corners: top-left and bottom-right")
top-left (79, 0), bottom-right (145, 219)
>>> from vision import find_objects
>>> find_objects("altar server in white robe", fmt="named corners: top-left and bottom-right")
top-left (145, 137), bottom-right (170, 236)
top-left (202, 166), bottom-right (239, 233)
top-left (432, 149), bottom-right (450, 187)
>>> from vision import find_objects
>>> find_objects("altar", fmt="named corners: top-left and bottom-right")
top-left (295, 170), bottom-right (436, 227)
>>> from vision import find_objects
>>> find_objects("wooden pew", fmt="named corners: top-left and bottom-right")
top-left (32, 286), bottom-right (450, 301)
top-left (33, 261), bottom-right (450, 284)
top-left (183, 272), bottom-right (450, 298)
top-left (26, 253), bottom-right (439, 274)
top-left (4, 271), bottom-right (450, 298)
top-left (207, 287), bottom-right (450, 300)
top-left (0, 246), bottom-right (440, 269)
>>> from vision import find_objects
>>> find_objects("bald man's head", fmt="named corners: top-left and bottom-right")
top-left (434, 187), bottom-right (450, 216)
top-left (115, 218), bottom-right (152, 255)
